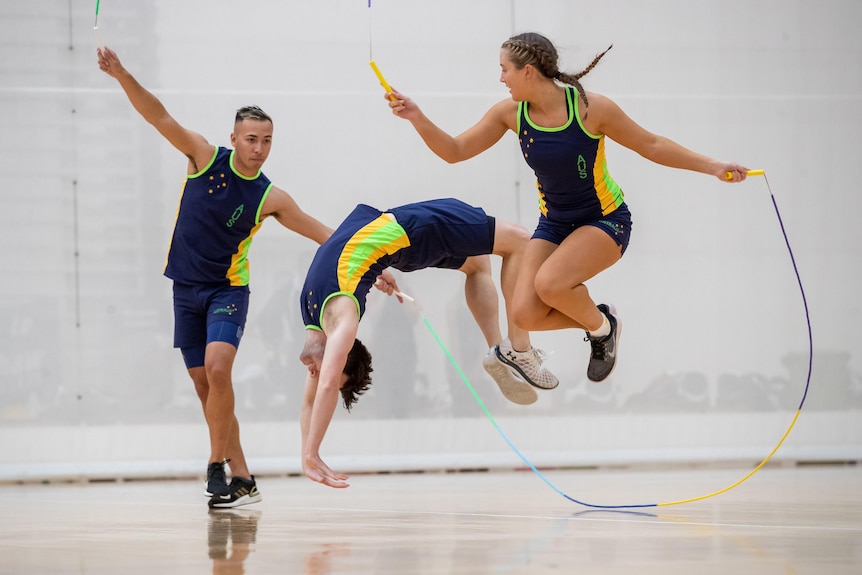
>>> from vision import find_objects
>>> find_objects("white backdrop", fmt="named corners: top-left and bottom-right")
top-left (1, 0), bottom-right (860, 481)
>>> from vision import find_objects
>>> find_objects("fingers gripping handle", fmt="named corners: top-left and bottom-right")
top-left (726, 169), bottom-right (765, 180)
top-left (393, 290), bottom-right (414, 303)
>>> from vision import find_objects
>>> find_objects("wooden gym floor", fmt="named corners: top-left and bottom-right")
top-left (1, 464), bottom-right (860, 574)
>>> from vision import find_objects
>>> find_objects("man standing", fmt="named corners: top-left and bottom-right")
top-left (97, 46), bottom-right (332, 507)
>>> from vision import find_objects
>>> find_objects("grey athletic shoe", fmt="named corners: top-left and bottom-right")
top-left (482, 348), bottom-right (538, 405)
top-left (496, 339), bottom-right (559, 390)
top-left (586, 304), bottom-right (621, 382)
top-left (205, 460), bottom-right (230, 497)
top-left (209, 476), bottom-right (262, 509)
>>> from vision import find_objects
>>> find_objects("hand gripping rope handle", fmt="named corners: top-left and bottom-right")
top-left (729, 169), bottom-right (765, 178)
top-left (370, 61), bottom-right (397, 102)
top-left (396, 169), bottom-right (812, 508)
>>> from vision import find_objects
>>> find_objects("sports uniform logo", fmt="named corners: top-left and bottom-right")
top-left (577, 155), bottom-right (588, 179)
top-left (227, 204), bottom-right (244, 227)
top-left (212, 304), bottom-right (238, 316)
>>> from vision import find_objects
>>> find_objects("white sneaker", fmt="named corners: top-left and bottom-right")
top-left (496, 339), bottom-right (559, 390)
top-left (482, 348), bottom-right (538, 405)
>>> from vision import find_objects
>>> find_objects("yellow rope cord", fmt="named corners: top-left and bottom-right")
top-left (658, 409), bottom-right (801, 506)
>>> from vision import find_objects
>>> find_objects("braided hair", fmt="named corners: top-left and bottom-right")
top-left (501, 33), bottom-right (612, 109)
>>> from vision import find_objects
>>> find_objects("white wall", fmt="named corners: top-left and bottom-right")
top-left (1, 0), bottom-right (860, 481)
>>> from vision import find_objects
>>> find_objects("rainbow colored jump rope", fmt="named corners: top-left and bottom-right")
top-left (398, 169), bottom-right (811, 509)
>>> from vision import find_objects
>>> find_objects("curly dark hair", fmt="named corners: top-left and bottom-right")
top-left (341, 338), bottom-right (373, 411)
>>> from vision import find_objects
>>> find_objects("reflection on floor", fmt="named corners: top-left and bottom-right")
top-left (1, 464), bottom-right (860, 574)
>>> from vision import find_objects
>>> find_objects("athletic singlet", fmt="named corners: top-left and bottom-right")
top-left (300, 199), bottom-right (493, 330)
top-left (164, 146), bottom-right (273, 286)
top-left (518, 86), bottom-right (625, 225)
top-left (301, 204), bottom-right (410, 330)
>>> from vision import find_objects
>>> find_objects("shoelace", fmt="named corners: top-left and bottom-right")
top-left (531, 348), bottom-right (552, 364)
top-left (586, 335), bottom-right (609, 360)
top-left (506, 347), bottom-right (553, 365)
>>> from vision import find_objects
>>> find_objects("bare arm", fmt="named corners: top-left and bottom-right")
top-left (301, 297), bottom-right (359, 488)
top-left (387, 89), bottom-right (515, 164)
top-left (261, 186), bottom-right (333, 244)
top-left (299, 362), bottom-right (347, 478)
top-left (588, 93), bottom-right (749, 182)
top-left (299, 368), bottom-right (317, 459)
top-left (97, 46), bottom-right (214, 174)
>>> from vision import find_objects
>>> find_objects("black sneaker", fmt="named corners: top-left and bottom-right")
top-left (205, 460), bottom-right (230, 498)
top-left (209, 476), bottom-right (262, 509)
top-left (586, 304), bottom-right (621, 382)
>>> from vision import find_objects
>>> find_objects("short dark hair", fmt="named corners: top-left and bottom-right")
top-left (235, 105), bottom-right (272, 124)
top-left (341, 338), bottom-right (373, 411)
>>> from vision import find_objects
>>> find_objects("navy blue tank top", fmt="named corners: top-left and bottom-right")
top-left (164, 146), bottom-right (273, 286)
top-left (518, 86), bottom-right (624, 225)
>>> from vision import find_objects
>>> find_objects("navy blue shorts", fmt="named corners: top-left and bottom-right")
top-left (388, 198), bottom-right (495, 272)
top-left (172, 283), bottom-right (250, 368)
top-left (532, 203), bottom-right (632, 255)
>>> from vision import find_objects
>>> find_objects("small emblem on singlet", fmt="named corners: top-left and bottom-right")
top-left (577, 155), bottom-right (588, 179)
top-left (227, 204), bottom-right (244, 227)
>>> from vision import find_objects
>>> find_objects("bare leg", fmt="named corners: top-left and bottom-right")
top-left (533, 226), bottom-right (622, 332)
top-left (511, 228), bottom-right (619, 332)
top-left (489, 220), bottom-right (532, 350)
top-left (192, 342), bottom-right (251, 480)
top-left (222, 414), bottom-right (250, 480)
top-left (479, 219), bottom-right (560, 397)
top-left (462, 252), bottom-right (540, 405)
top-left (459, 255), bottom-right (503, 348)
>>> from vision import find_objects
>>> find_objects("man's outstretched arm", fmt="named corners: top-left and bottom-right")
top-left (97, 46), bottom-right (213, 173)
